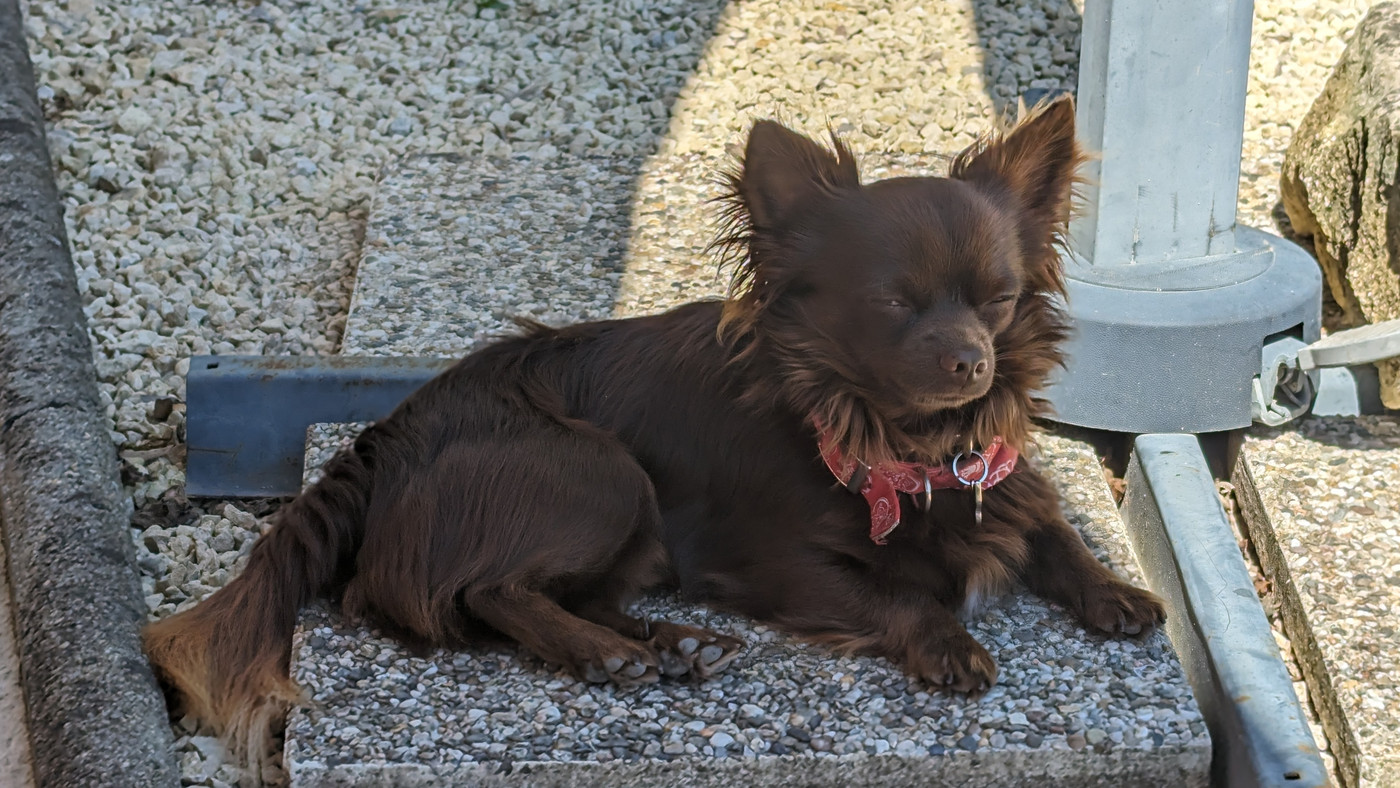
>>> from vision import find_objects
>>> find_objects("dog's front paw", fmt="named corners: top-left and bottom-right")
top-left (908, 630), bottom-right (998, 694)
top-left (1077, 580), bottom-right (1166, 636)
top-left (576, 640), bottom-right (661, 686)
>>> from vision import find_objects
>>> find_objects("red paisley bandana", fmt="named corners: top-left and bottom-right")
top-left (817, 428), bottom-right (1019, 545)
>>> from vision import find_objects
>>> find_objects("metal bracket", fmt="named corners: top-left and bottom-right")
top-left (1296, 316), bottom-right (1400, 370)
top-left (1253, 319), bottom-right (1400, 424)
top-left (1253, 335), bottom-right (1317, 427)
top-left (185, 355), bottom-right (454, 497)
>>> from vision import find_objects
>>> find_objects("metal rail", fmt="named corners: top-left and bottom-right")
top-left (1122, 434), bottom-right (1328, 788)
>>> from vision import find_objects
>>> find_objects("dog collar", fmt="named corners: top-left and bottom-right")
top-left (815, 427), bottom-right (1019, 545)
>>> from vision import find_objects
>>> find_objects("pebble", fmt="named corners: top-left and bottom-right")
top-left (115, 106), bottom-right (154, 135)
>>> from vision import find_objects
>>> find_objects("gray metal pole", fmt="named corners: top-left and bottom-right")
top-left (1073, 0), bottom-right (1253, 264)
top-left (1046, 0), bottom-right (1322, 434)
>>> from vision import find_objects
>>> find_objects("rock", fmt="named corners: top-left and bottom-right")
top-left (152, 167), bottom-right (183, 188)
top-left (116, 106), bottom-right (154, 136)
top-left (1282, 2), bottom-right (1400, 406)
top-left (170, 64), bottom-right (207, 90)
top-left (367, 7), bottom-right (409, 23)
top-left (189, 735), bottom-right (224, 763)
top-left (149, 50), bottom-right (184, 75)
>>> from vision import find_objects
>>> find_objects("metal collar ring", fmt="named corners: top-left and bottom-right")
top-left (951, 450), bottom-right (990, 486)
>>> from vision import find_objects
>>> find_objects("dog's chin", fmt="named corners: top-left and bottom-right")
top-left (909, 395), bottom-right (978, 415)
top-left (906, 386), bottom-right (991, 415)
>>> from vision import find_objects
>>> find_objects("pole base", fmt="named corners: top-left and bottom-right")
top-left (1045, 227), bottom-right (1322, 434)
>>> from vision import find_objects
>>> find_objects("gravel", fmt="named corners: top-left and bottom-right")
top-left (13, 0), bottom-right (1376, 784)
top-left (1237, 0), bottom-right (1374, 234)
top-left (344, 154), bottom-right (640, 357)
top-left (21, 0), bottom-right (736, 511)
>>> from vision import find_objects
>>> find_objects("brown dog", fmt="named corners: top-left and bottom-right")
top-left (144, 97), bottom-right (1165, 758)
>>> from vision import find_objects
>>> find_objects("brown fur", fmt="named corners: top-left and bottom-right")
top-left (143, 97), bottom-right (1164, 765)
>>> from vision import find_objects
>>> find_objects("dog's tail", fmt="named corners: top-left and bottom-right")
top-left (142, 442), bottom-right (373, 760)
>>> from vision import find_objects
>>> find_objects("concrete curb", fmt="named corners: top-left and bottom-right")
top-left (0, 1), bottom-right (179, 785)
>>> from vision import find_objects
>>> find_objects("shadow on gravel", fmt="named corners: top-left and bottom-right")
top-left (494, 0), bottom-right (733, 319)
top-left (970, 0), bottom-right (1083, 118)
top-left (335, 0), bottom-right (737, 351)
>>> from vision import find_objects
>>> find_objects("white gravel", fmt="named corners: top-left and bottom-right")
top-left (1237, 0), bottom-right (1375, 234)
top-left (16, 0), bottom-right (1376, 784)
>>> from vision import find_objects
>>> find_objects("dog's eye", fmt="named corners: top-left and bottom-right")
top-left (988, 293), bottom-right (1017, 306)
top-left (874, 297), bottom-right (913, 312)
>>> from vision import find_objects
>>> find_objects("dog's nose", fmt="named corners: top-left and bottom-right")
top-left (939, 349), bottom-right (989, 385)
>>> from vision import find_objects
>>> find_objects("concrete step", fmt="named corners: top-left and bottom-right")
top-left (283, 153), bottom-right (1210, 786)
top-left (1235, 417), bottom-right (1400, 788)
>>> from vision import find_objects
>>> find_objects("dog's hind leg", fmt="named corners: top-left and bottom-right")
top-left (464, 584), bottom-right (661, 684)
top-left (563, 526), bottom-right (745, 679)
top-left (464, 508), bottom-right (668, 685)
top-left (646, 621), bottom-right (744, 678)
top-left (346, 423), bottom-right (682, 684)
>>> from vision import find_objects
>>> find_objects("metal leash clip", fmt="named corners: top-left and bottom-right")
top-left (915, 473), bottom-right (933, 512)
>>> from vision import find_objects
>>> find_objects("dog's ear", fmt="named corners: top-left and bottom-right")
top-left (738, 120), bottom-right (860, 231)
top-left (949, 97), bottom-right (1084, 284)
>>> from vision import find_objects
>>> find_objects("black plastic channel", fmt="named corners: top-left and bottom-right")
top-left (1121, 434), bottom-right (1327, 787)
top-left (185, 355), bottom-right (456, 497)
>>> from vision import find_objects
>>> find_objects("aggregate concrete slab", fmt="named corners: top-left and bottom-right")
top-left (343, 150), bottom-right (955, 354)
top-left (1235, 416), bottom-right (1400, 788)
top-left (287, 426), bottom-right (1205, 788)
top-left (342, 154), bottom-right (641, 356)
top-left (281, 153), bottom-right (1208, 786)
